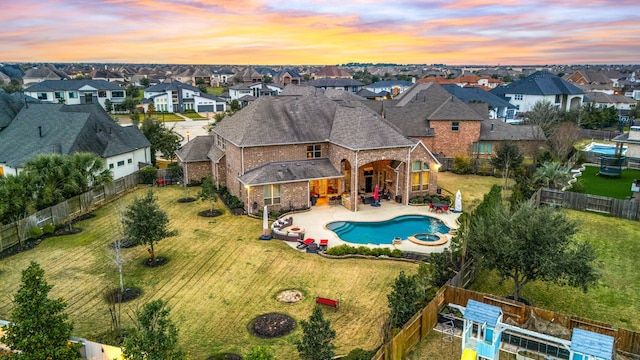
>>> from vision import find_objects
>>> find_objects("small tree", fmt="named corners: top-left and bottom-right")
top-left (526, 100), bottom-right (560, 137)
top-left (296, 305), bottom-right (336, 360)
top-left (122, 190), bottom-right (170, 261)
top-left (245, 346), bottom-right (275, 360)
top-left (490, 141), bottom-right (524, 191)
top-left (548, 121), bottom-right (582, 161)
top-left (122, 299), bottom-right (184, 360)
top-left (140, 77), bottom-right (150, 88)
top-left (104, 99), bottom-right (113, 113)
top-left (1, 261), bottom-right (81, 359)
top-left (387, 271), bottom-right (420, 329)
top-left (198, 176), bottom-right (218, 214)
top-left (533, 161), bottom-right (571, 190)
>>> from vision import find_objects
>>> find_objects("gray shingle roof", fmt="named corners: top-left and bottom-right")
top-left (213, 95), bottom-right (415, 150)
top-left (26, 79), bottom-right (123, 92)
top-left (175, 135), bottom-right (214, 162)
top-left (0, 92), bottom-right (40, 128)
top-left (491, 71), bottom-right (584, 96)
top-left (479, 120), bottom-right (546, 141)
top-left (0, 103), bottom-right (150, 168)
top-left (280, 84), bottom-right (324, 96)
top-left (442, 84), bottom-right (515, 109)
top-left (307, 78), bottom-right (364, 87)
top-left (145, 80), bottom-right (200, 93)
top-left (238, 158), bottom-right (342, 186)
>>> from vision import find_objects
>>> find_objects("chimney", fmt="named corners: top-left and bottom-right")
top-left (38, 126), bottom-right (42, 138)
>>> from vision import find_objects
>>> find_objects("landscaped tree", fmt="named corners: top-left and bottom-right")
top-left (104, 99), bottom-right (113, 113)
top-left (548, 121), bottom-right (582, 161)
top-left (526, 100), bottom-right (561, 137)
top-left (490, 141), bottom-right (524, 190)
top-left (467, 198), bottom-right (599, 301)
top-left (122, 190), bottom-right (170, 262)
top-left (1, 261), bottom-right (81, 359)
top-left (140, 77), bottom-right (150, 88)
top-left (198, 175), bottom-right (218, 215)
top-left (387, 271), bottom-right (421, 329)
top-left (0, 173), bottom-right (32, 225)
top-left (533, 161), bottom-right (571, 190)
top-left (122, 299), bottom-right (184, 360)
top-left (141, 117), bottom-right (181, 164)
top-left (296, 305), bottom-right (336, 360)
top-left (245, 346), bottom-right (275, 360)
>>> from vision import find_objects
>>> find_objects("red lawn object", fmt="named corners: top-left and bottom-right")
top-left (316, 296), bottom-right (339, 309)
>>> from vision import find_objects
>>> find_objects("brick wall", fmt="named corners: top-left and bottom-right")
top-left (246, 181), bottom-right (310, 213)
top-left (419, 120), bottom-right (481, 158)
top-left (181, 161), bottom-right (212, 185)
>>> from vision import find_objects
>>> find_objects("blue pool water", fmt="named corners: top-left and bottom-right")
top-left (586, 143), bottom-right (626, 155)
top-left (326, 215), bottom-right (450, 245)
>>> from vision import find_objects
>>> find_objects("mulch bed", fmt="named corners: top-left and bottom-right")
top-left (248, 313), bottom-right (296, 338)
top-left (198, 209), bottom-right (223, 217)
top-left (177, 197), bottom-right (197, 203)
top-left (206, 354), bottom-right (242, 360)
top-left (143, 256), bottom-right (169, 267)
top-left (105, 287), bottom-right (143, 304)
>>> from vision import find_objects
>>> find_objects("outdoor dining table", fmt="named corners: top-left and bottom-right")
top-left (431, 202), bottom-right (449, 213)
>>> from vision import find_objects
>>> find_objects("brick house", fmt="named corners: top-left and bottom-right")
top-left (179, 93), bottom-right (441, 212)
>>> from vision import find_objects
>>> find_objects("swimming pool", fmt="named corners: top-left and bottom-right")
top-left (585, 142), bottom-right (626, 155)
top-left (326, 215), bottom-right (451, 245)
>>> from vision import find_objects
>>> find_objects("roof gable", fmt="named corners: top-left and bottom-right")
top-left (491, 71), bottom-right (584, 96)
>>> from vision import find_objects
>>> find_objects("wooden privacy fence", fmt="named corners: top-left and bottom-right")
top-left (535, 188), bottom-right (640, 220)
top-left (0, 172), bottom-right (140, 253)
top-left (372, 285), bottom-right (640, 359)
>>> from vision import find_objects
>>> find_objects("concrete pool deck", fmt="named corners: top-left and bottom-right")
top-left (285, 200), bottom-right (462, 254)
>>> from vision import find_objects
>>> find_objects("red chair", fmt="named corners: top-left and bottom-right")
top-left (429, 203), bottom-right (434, 212)
top-left (443, 205), bottom-right (449, 213)
top-left (297, 238), bottom-right (315, 249)
top-left (319, 239), bottom-right (328, 251)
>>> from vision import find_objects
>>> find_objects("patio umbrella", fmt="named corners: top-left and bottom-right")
top-left (454, 190), bottom-right (462, 212)
top-left (263, 205), bottom-right (269, 236)
top-left (373, 184), bottom-right (379, 203)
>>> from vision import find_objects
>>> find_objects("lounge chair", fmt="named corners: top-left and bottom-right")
top-left (319, 239), bottom-right (328, 251)
top-left (297, 238), bottom-right (315, 249)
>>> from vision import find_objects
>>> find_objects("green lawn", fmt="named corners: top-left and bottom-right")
top-left (436, 171), bottom-right (503, 212)
top-left (182, 112), bottom-right (208, 120)
top-left (573, 165), bottom-right (639, 199)
top-left (470, 209), bottom-right (640, 331)
top-left (0, 186), bottom-right (416, 359)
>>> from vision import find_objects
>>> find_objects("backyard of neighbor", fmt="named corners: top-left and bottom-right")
top-left (0, 172), bottom-right (638, 359)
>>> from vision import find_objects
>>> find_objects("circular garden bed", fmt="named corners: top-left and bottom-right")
top-left (177, 197), bottom-right (197, 203)
top-left (248, 313), bottom-right (296, 338)
top-left (143, 256), bottom-right (169, 267)
top-left (198, 209), bottom-right (223, 217)
top-left (105, 287), bottom-right (142, 303)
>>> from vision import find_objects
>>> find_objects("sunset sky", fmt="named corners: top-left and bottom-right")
top-left (2, 0), bottom-right (639, 65)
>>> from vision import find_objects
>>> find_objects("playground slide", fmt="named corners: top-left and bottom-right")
top-left (461, 349), bottom-right (477, 360)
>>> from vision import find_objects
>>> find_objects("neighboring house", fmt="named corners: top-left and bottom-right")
top-left (90, 69), bottom-right (126, 83)
top-left (0, 102), bottom-right (150, 179)
top-left (229, 83), bottom-right (282, 101)
top-left (312, 66), bottom-right (352, 79)
top-left (365, 80), bottom-right (414, 97)
top-left (183, 93), bottom-right (441, 213)
top-left (356, 88), bottom-right (383, 100)
top-left (584, 91), bottom-right (636, 117)
top-left (475, 120), bottom-right (546, 159)
top-left (627, 87), bottom-right (640, 101)
top-left (22, 65), bottom-right (69, 86)
top-left (143, 81), bottom-right (226, 113)
top-left (372, 82), bottom-right (485, 159)
top-left (0, 71), bottom-right (11, 85)
top-left (491, 71), bottom-right (584, 115)
top-left (24, 80), bottom-right (126, 111)
top-left (576, 83), bottom-right (615, 95)
top-left (272, 69), bottom-right (303, 86)
top-left (565, 70), bottom-right (614, 87)
top-left (211, 68), bottom-right (234, 87)
top-left (307, 78), bottom-right (364, 93)
top-left (612, 126), bottom-right (640, 170)
top-left (442, 84), bottom-right (517, 121)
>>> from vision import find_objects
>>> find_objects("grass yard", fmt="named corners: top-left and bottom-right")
top-left (0, 186), bottom-right (416, 359)
top-left (182, 112), bottom-right (209, 120)
top-left (436, 171), bottom-right (503, 212)
top-left (573, 165), bottom-right (640, 199)
top-left (470, 209), bottom-right (640, 331)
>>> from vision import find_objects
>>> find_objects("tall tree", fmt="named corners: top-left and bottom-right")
top-left (0, 173), bottom-right (32, 225)
top-left (526, 100), bottom-right (560, 137)
top-left (468, 200), bottom-right (599, 301)
top-left (387, 271), bottom-right (420, 329)
top-left (198, 175), bottom-right (218, 215)
top-left (1, 261), bottom-right (80, 359)
top-left (490, 141), bottom-right (524, 191)
top-left (122, 299), bottom-right (184, 360)
top-left (104, 99), bottom-right (113, 113)
top-left (548, 121), bottom-right (582, 161)
top-left (122, 190), bottom-right (170, 261)
top-left (296, 305), bottom-right (336, 360)
top-left (140, 77), bottom-right (150, 88)
top-left (141, 118), bottom-right (181, 164)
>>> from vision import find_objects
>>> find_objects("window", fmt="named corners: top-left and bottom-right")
top-left (84, 92), bottom-right (93, 103)
top-left (451, 121), bottom-right (460, 131)
top-left (68, 91), bottom-right (78, 99)
top-left (306, 144), bottom-right (321, 158)
top-left (514, 94), bottom-right (523, 101)
top-left (98, 91), bottom-right (107, 98)
top-left (555, 94), bottom-right (562, 104)
top-left (117, 160), bottom-right (125, 167)
top-left (112, 90), bottom-right (124, 98)
top-left (128, 158), bottom-right (133, 164)
top-left (264, 184), bottom-right (281, 205)
top-left (411, 161), bottom-right (430, 191)
top-left (472, 142), bottom-right (493, 155)
top-left (109, 163), bottom-right (114, 169)
top-left (37, 93), bottom-right (47, 100)
top-left (54, 92), bottom-right (64, 100)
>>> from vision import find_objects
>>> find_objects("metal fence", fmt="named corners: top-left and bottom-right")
top-left (0, 172), bottom-right (140, 253)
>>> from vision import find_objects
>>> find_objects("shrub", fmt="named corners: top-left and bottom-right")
top-left (356, 246), bottom-right (372, 256)
top-left (29, 227), bottom-right (43, 239)
top-left (452, 155), bottom-right (473, 174)
top-left (42, 223), bottom-right (55, 235)
top-left (326, 244), bottom-right (355, 256)
top-left (139, 167), bottom-right (158, 184)
top-left (390, 249), bottom-right (403, 258)
top-left (343, 348), bottom-right (376, 360)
